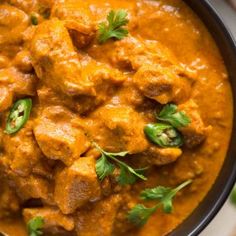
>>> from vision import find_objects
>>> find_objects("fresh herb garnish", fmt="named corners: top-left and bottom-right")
top-left (157, 104), bottom-right (191, 128)
top-left (94, 143), bottom-right (147, 185)
top-left (230, 186), bottom-right (236, 206)
top-left (128, 179), bottom-right (192, 226)
top-left (27, 216), bottom-right (44, 236)
top-left (98, 10), bottom-right (129, 44)
top-left (144, 123), bottom-right (183, 147)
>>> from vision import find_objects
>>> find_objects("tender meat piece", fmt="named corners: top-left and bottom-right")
top-left (3, 121), bottom-right (43, 177)
top-left (133, 64), bottom-right (192, 104)
top-left (0, 182), bottom-right (20, 218)
top-left (7, 172), bottom-right (52, 202)
top-left (0, 86), bottom-right (13, 112)
top-left (54, 157), bottom-right (101, 214)
top-left (0, 5), bottom-right (29, 46)
top-left (31, 19), bottom-right (125, 113)
top-left (179, 100), bottom-right (211, 148)
top-left (13, 50), bottom-right (33, 73)
top-left (143, 145), bottom-right (182, 166)
top-left (51, 0), bottom-right (96, 48)
top-left (75, 195), bottom-right (122, 236)
top-left (23, 207), bottom-right (75, 232)
top-left (34, 106), bottom-right (90, 166)
top-left (84, 105), bottom-right (149, 154)
top-left (0, 67), bottom-right (37, 98)
top-left (30, 18), bottom-right (94, 97)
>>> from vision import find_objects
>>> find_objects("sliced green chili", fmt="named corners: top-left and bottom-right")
top-left (5, 98), bottom-right (32, 135)
top-left (144, 123), bottom-right (183, 148)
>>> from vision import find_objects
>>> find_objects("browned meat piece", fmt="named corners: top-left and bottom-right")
top-left (34, 106), bottom-right (90, 166)
top-left (0, 182), bottom-right (20, 218)
top-left (133, 64), bottom-right (192, 104)
top-left (75, 195), bottom-right (122, 236)
top-left (143, 145), bottom-right (182, 166)
top-left (179, 100), bottom-right (211, 148)
top-left (3, 121), bottom-right (43, 177)
top-left (0, 86), bottom-right (13, 112)
top-left (0, 5), bottom-right (29, 46)
top-left (31, 19), bottom-right (125, 113)
top-left (30, 19), bottom-right (94, 97)
top-left (0, 68), bottom-right (36, 100)
top-left (23, 207), bottom-right (75, 232)
top-left (51, 0), bottom-right (96, 48)
top-left (8, 172), bottom-right (52, 202)
top-left (54, 157), bottom-right (101, 214)
top-left (84, 105), bottom-right (149, 154)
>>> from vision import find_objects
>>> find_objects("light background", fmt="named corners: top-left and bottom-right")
top-left (200, 0), bottom-right (236, 236)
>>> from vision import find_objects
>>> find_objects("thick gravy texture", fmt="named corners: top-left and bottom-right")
top-left (0, 0), bottom-right (233, 235)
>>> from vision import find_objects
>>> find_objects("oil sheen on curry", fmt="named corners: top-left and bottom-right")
top-left (0, 0), bottom-right (233, 235)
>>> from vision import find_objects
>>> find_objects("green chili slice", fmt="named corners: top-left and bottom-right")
top-left (144, 123), bottom-right (183, 148)
top-left (5, 98), bottom-right (32, 134)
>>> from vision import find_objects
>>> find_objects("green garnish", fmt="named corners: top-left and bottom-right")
top-left (230, 186), bottom-right (236, 206)
top-left (5, 98), bottom-right (32, 135)
top-left (98, 10), bottom-right (129, 44)
top-left (94, 143), bottom-right (147, 185)
top-left (144, 123), bottom-right (183, 147)
top-left (27, 216), bottom-right (44, 236)
top-left (157, 104), bottom-right (191, 128)
top-left (128, 179), bottom-right (192, 226)
top-left (31, 14), bottom-right (38, 25)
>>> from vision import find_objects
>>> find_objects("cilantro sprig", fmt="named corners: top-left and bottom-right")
top-left (27, 216), bottom-right (44, 236)
top-left (157, 104), bottom-right (191, 128)
top-left (98, 10), bottom-right (129, 44)
top-left (94, 143), bottom-right (147, 185)
top-left (128, 179), bottom-right (192, 226)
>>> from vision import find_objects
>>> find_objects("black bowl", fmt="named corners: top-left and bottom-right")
top-left (170, 1), bottom-right (236, 236)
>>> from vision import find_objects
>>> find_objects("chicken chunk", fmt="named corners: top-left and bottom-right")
top-left (23, 207), bottom-right (75, 232)
top-left (8, 172), bottom-right (51, 202)
top-left (75, 195), bottom-right (122, 236)
top-left (179, 100), bottom-right (211, 148)
top-left (133, 64), bottom-right (192, 104)
top-left (34, 106), bottom-right (90, 166)
top-left (54, 157), bottom-right (101, 214)
top-left (84, 105), bottom-right (149, 154)
top-left (51, 0), bottom-right (96, 48)
top-left (144, 146), bottom-right (182, 166)
top-left (3, 122), bottom-right (42, 177)
top-left (0, 5), bottom-right (29, 46)
top-left (0, 86), bottom-right (13, 112)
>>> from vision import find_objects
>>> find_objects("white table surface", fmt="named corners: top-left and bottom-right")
top-left (200, 1), bottom-right (236, 236)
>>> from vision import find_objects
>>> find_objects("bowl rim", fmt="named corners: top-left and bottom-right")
top-left (170, 1), bottom-right (236, 235)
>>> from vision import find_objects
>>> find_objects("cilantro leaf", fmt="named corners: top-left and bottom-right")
top-left (27, 216), bottom-right (44, 236)
top-left (94, 143), bottom-right (147, 184)
top-left (230, 186), bottom-right (236, 206)
top-left (98, 10), bottom-right (129, 44)
top-left (96, 154), bottom-right (115, 181)
top-left (157, 104), bottom-right (191, 128)
top-left (127, 204), bottom-right (157, 226)
top-left (128, 180), bottom-right (192, 226)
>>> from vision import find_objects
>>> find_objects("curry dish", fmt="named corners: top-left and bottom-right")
top-left (0, 0), bottom-right (233, 235)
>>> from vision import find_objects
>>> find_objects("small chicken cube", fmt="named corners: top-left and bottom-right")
top-left (75, 195), bottom-right (122, 236)
top-left (54, 157), bottom-right (101, 214)
top-left (3, 122), bottom-right (42, 177)
top-left (85, 105), bottom-right (149, 154)
top-left (30, 19), bottom-right (94, 97)
top-left (23, 207), bottom-right (75, 232)
top-left (34, 106), bottom-right (90, 166)
top-left (144, 146), bottom-right (182, 166)
top-left (134, 64), bottom-right (192, 104)
top-left (0, 86), bottom-right (13, 112)
top-left (179, 100), bottom-right (211, 148)
top-left (8, 173), bottom-right (51, 202)
top-left (51, 0), bottom-right (96, 48)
